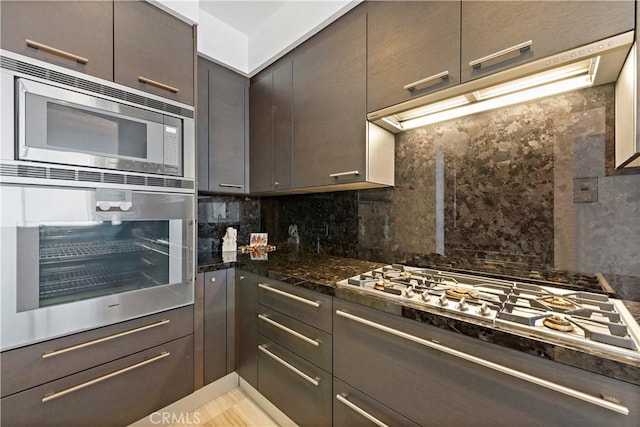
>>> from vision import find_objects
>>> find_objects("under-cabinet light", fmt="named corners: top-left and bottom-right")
top-left (385, 57), bottom-right (600, 131)
top-left (400, 74), bottom-right (595, 130)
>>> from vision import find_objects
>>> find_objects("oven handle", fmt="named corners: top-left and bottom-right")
top-left (258, 314), bottom-right (320, 347)
top-left (41, 319), bottom-right (171, 359)
top-left (258, 283), bottom-right (320, 308)
top-left (335, 310), bottom-right (629, 416)
top-left (42, 352), bottom-right (170, 402)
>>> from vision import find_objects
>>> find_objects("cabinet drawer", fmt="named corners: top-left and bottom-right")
top-left (1, 305), bottom-right (193, 397)
top-left (1, 335), bottom-right (194, 427)
top-left (258, 304), bottom-right (332, 372)
top-left (334, 378), bottom-right (420, 427)
top-left (257, 278), bottom-right (332, 333)
top-left (258, 338), bottom-right (332, 427)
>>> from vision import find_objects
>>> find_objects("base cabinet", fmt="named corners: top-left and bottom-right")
top-left (333, 299), bottom-right (639, 427)
top-left (333, 378), bottom-right (419, 427)
top-left (258, 338), bottom-right (332, 427)
top-left (235, 270), bottom-right (259, 388)
top-left (1, 335), bottom-right (193, 427)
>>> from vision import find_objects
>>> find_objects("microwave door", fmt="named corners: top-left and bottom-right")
top-left (17, 78), bottom-right (166, 174)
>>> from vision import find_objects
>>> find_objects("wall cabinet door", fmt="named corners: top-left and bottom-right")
top-left (249, 60), bottom-right (293, 193)
top-left (1, 335), bottom-right (194, 427)
top-left (292, 9), bottom-right (367, 189)
top-left (0, 0), bottom-right (113, 81)
top-left (367, 1), bottom-right (461, 113)
top-left (114, 0), bottom-right (194, 105)
top-left (198, 57), bottom-right (249, 193)
top-left (461, 0), bottom-right (635, 83)
top-left (235, 271), bottom-right (259, 388)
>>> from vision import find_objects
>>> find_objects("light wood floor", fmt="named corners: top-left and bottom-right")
top-left (169, 388), bottom-right (279, 427)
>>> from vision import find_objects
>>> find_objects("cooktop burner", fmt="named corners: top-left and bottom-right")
top-left (337, 264), bottom-right (640, 359)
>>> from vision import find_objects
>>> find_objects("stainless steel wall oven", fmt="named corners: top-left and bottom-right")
top-left (0, 50), bottom-right (196, 351)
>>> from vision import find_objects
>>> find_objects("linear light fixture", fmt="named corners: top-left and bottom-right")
top-left (383, 57), bottom-right (599, 131)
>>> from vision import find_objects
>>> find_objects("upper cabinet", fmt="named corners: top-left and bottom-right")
top-left (114, 0), bottom-right (195, 105)
top-left (461, 0), bottom-right (635, 83)
top-left (292, 7), bottom-right (393, 190)
top-left (249, 59), bottom-right (293, 194)
top-left (367, 1), bottom-right (461, 113)
top-left (0, 0), bottom-right (113, 81)
top-left (197, 57), bottom-right (249, 193)
top-left (0, 0), bottom-right (195, 105)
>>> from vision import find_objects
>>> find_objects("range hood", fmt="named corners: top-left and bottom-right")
top-left (368, 31), bottom-right (634, 134)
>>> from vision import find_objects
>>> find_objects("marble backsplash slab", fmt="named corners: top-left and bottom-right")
top-left (260, 84), bottom-right (639, 292)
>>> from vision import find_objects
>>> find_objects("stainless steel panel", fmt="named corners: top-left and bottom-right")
top-left (0, 183), bottom-right (194, 351)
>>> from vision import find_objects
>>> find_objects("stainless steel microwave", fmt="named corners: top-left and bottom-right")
top-left (1, 50), bottom-right (195, 180)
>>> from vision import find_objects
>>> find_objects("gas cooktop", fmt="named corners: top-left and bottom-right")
top-left (337, 264), bottom-right (640, 361)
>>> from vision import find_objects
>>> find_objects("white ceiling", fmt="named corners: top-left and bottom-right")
top-left (198, 1), bottom-right (287, 35)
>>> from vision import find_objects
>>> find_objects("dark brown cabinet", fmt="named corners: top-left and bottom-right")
top-left (366, 1), bottom-right (461, 113)
top-left (198, 57), bottom-right (249, 193)
top-left (0, 0), bottom-right (113, 81)
top-left (292, 9), bottom-right (368, 189)
top-left (461, 0), bottom-right (635, 83)
top-left (235, 270), bottom-right (259, 388)
top-left (334, 299), bottom-right (639, 427)
top-left (202, 269), bottom-right (235, 385)
top-left (249, 60), bottom-right (293, 193)
top-left (0, 306), bottom-right (194, 426)
top-left (114, 0), bottom-right (195, 105)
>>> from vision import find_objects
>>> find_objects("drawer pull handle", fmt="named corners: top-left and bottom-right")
top-left (335, 310), bottom-right (629, 416)
top-left (469, 40), bottom-right (532, 68)
top-left (336, 394), bottom-right (389, 427)
top-left (138, 76), bottom-right (179, 93)
top-left (258, 283), bottom-right (320, 308)
top-left (404, 70), bottom-right (449, 91)
top-left (42, 319), bottom-right (171, 359)
top-left (219, 183), bottom-right (244, 188)
top-left (25, 39), bottom-right (89, 64)
top-left (41, 352), bottom-right (170, 403)
top-left (258, 314), bottom-right (320, 347)
top-left (329, 170), bottom-right (359, 178)
top-left (258, 345), bottom-right (319, 386)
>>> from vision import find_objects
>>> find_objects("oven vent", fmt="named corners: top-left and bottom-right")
top-left (103, 173), bottom-right (125, 184)
top-left (0, 162), bottom-right (194, 190)
top-left (77, 170), bottom-right (102, 182)
top-left (126, 175), bottom-right (146, 186)
top-left (147, 177), bottom-right (165, 187)
top-left (1, 55), bottom-right (194, 119)
top-left (49, 168), bottom-right (75, 181)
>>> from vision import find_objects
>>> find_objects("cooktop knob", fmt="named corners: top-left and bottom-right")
top-left (458, 297), bottom-right (468, 311)
top-left (438, 294), bottom-right (448, 306)
top-left (421, 290), bottom-right (430, 302)
top-left (478, 302), bottom-right (490, 316)
top-left (404, 286), bottom-right (415, 298)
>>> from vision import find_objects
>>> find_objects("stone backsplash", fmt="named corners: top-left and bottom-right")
top-left (261, 84), bottom-right (640, 285)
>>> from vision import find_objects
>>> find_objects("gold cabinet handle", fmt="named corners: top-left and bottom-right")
top-left (42, 352), bottom-right (170, 403)
top-left (26, 39), bottom-right (89, 64)
top-left (42, 319), bottom-right (171, 359)
top-left (138, 76), bottom-right (180, 93)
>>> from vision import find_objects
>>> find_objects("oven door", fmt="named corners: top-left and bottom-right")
top-left (17, 77), bottom-right (182, 176)
top-left (0, 184), bottom-right (194, 351)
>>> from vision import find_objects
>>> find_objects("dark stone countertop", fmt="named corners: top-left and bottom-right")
top-left (198, 251), bottom-right (640, 386)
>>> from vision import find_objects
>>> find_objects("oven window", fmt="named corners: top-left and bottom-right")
top-left (38, 221), bottom-right (174, 307)
top-left (46, 102), bottom-right (148, 159)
